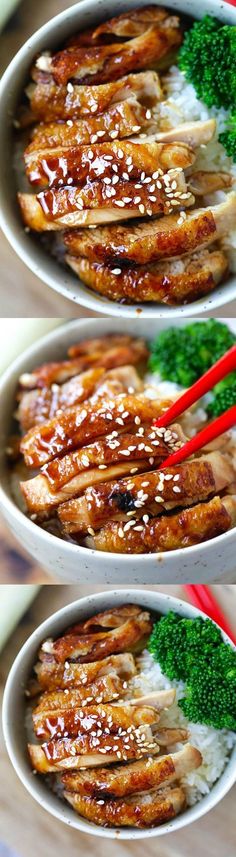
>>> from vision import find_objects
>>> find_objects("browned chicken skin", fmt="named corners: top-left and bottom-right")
top-left (19, 337), bottom-right (147, 389)
top-left (36, 19), bottom-right (182, 87)
top-left (20, 394), bottom-right (177, 469)
top-left (20, 424), bottom-right (182, 514)
top-left (66, 248), bottom-right (228, 305)
top-left (24, 70), bottom-right (162, 123)
top-left (67, 7), bottom-right (172, 46)
top-left (64, 193), bottom-right (236, 265)
top-left (25, 139), bottom-right (195, 187)
top-left (61, 744), bottom-right (201, 797)
top-left (87, 495), bottom-right (234, 553)
top-left (18, 168), bottom-right (194, 230)
top-left (28, 99), bottom-right (154, 149)
top-left (40, 610), bottom-right (152, 663)
top-left (33, 701), bottom-right (159, 740)
top-left (34, 652), bottom-right (136, 691)
top-left (28, 723), bottom-right (159, 772)
top-left (58, 452), bottom-right (232, 534)
top-left (64, 786), bottom-right (186, 827)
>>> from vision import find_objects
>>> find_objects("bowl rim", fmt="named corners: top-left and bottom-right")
top-left (0, 0), bottom-right (236, 318)
top-left (0, 316), bottom-right (235, 566)
top-left (2, 587), bottom-right (236, 839)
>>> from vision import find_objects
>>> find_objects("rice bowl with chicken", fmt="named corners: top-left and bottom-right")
top-left (1, 0), bottom-right (236, 315)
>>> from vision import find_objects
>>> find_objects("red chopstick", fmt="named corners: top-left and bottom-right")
top-left (153, 344), bottom-right (236, 429)
top-left (159, 404), bottom-right (236, 468)
top-left (184, 584), bottom-right (236, 646)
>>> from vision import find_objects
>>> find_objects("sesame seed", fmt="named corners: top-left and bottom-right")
top-left (91, 134), bottom-right (98, 143)
top-left (134, 196), bottom-right (141, 204)
top-left (98, 464), bottom-right (108, 469)
top-left (152, 171), bottom-right (159, 179)
top-left (143, 514), bottom-right (149, 524)
top-left (117, 149), bottom-right (124, 159)
top-left (110, 130), bottom-right (119, 138)
top-left (114, 200), bottom-right (125, 207)
top-left (116, 417), bottom-right (124, 425)
top-left (173, 485), bottom-right (181, 493)
top-left (155, 496), bottom-right (163, 503)
top-left (97, 130), bottom-right (105, 137)
top-left (126, 156), bottom-right (132, 165)
top-left (146, 109), bottom-right (152, 119)
top-left (122, 172), bottom-right (129, 181)
top-left (67, 82), bottom-right (74, 93)
top-left (111, 267), bottom-right (121, 274)
top-left (139, 204), bottom-right (145, 213)
top-left (112, 164), bottom-right (118, 172)
top-left (123, 197), bottom-right (132, 203)
top-left (135, 416), bottom-right (141, 425)
top-left (132, 125), bottom-right (141, 132)
top-left (173, 474), bottom-right (180, 481)
top-left (91, 104), bottom-right (97, 113)
top-left (131, 467), bottom-right (138, 473)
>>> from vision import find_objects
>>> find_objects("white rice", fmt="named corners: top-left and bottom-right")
top-left (159, 66), bottom-right (236, 271)
top-left (130, 650), bottom-right (236, 806)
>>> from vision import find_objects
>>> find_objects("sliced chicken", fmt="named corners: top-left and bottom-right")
top-left (27, 99), bottom-right (154, 150)
top-left (40, 611), bottom-right (152, 663)
top-left (58, 452), bottom-right (232, 534)
top-left (18, 170), bottom-right (194, 230)
top-left (17, 364), bottom-right (142, 433)
top-left (67, 7), bottom-right (171, 45)
top-left (129, 689), bottom-right (176, 710)
top-left (35, 21), bottom-right (182, 87)
top-left (64, 192), bottom-right (236, 264)
top-left (24, 70), bottom-right (162, 123)
top-left (19, 338), bottom-right (147, 388)
top-left (28, 724), bottom-right (158, 772)
top-left (20, 394), bottom-right (175, 469)
top-left (61, 744), bottom-right (201, 797)
top-left (20, 425), bottom-right (181, 514)
top-left (25, 139), bottom-right (195, 187)
top-left (86, 495), bottom-right (234, 553)
top-left (67, 334), bottom-right (140, 358)
top-left (188, 171), bottom-right (232, 196)
top-left (32, 675), bottom-right (124, 712)
top-left (64, 786), bottom-right (186, 827)
top-left (33, 701), bottom-right (158, 740)
top-left (155, 118), bottom-right (216, 147)
top-left (66, 248), bottom-right (228, 305)
top-left (69, 604), bottom-right (143, 632)
top-left (17, 367), bottom-right (105, 432)
top-left (34, 652), bottom-right (136, 691)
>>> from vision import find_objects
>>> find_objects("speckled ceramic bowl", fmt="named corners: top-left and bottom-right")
top-left (0, 0), bottom-right (236, 317)
top-left (2, 588), bottom-right (236, 839)
top-left (0, 317), bottom-right (236, 583)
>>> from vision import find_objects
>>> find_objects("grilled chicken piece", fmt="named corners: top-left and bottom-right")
top-left (17, 367), bottom-right (105, 432)
top-left (58, 452), bottom-right (232, 534)
top-left (19, 339), bottom-right (147, 389)
top-left (17, 364), bottom-right (142, 433)
top-left (18, 170), bottom-right (193, 230)
top-left (155, 118), bottom-right (216, 147)
top-left (61, 744), bottom-right (201, 798)
top-left (33, 701), bottom-right (158, 740)
top-left (34, 652), bottom-right (136, 691)
top-left (25, 139), bottom-right (195, 187)
top-left (129, 690), bottom-right (176, 710)
top-left (188, 171), bottom-right (232, 196)
top-left (154, 728), bottom-right (188, 746)
top-left (28, 724), bottom-right (158, 772)
top-left (25, 70), bottom-right (162, 123)
top-left (20, 394), bottom-right (174, 468)
top-left (64, 785), bottom-right (186, 827)
top-left (65, 192), bottom-right (236, 264)
top-left (40, 611), bottom-right (152, 663)
top-left (36, 21), bottom-right (182, 87)
top-left (28, 99), bottom-right (154, 150)
top-left (31, 675), bottom-right (124, 711)
top-left (70, 604), bottom-right (143, 632)
top-left (87, 495), bottom-right (233, 553)
top-left (67, 334), bottom-right (138, 357)
top-left (66, 248), bottom-right (228, 305)
top-left (20, 424), bottom-right (181, 514)
top-left (67, 7), bottom-right (171, 45)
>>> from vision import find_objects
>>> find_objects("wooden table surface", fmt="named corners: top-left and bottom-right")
top-left (0, 583), bottom-right (236, 857)
top-left (0, 0), bottom-right (236, 317)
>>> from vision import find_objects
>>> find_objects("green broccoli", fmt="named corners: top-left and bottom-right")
top-left (219, 114), bottom-right (236, 161)
top-left (206, 372), bottom-right (236, 418)
top-left (148, 612), bottom-right (236, 731)
top-left (178, 15), bottom-right (236, 110)
top-left (148, 320), bottom-right (235, 388)
top-left (148, 611), bottom-right (222, 681)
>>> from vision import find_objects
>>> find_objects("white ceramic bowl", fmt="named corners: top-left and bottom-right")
top-left (0, 317), bottom-right (236, 584)
top-left (0, 0), bottom-right (236, 317)
top-left (2, 588), bottom-right (236, 839)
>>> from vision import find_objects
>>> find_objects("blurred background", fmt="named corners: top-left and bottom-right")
top-left (0, 0), bottom-right (236, 316)
top-left (0, 583), bottom-right (236, 857)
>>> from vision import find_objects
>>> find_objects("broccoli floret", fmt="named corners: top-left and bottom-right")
top-left (148, 320), bottom-right (235, 387)
top-left (180, 663), bottom-right (236, 731)
top-left (148, 611), bottom-right (236, 731)
top-left (178, 15), bottom-right (236, 110)
top-left (207, 372), bottom-right (236, 417)
top-left (219, 114), bottom-right (236, 162)
top-left (148, 612), bottom-right (221, 681)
